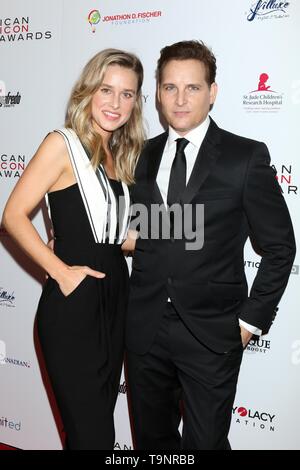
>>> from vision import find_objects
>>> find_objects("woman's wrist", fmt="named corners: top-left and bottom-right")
top-left (47, 261), bottom-right (69, 283)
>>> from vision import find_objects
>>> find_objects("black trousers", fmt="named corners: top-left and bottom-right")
top-left (37, 245), bottom-right (129, 450)
top-left (126, 302), bottom-right (243, 450)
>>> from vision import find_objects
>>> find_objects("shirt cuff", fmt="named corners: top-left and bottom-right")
top-left (239, 319), bottom-right (262, 336)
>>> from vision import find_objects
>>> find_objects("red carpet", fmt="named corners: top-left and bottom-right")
top-left (0, 443), bottom-right (18, 450)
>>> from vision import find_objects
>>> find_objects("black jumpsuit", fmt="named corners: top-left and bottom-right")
top-left (36, 179), bottom-right (129, 450)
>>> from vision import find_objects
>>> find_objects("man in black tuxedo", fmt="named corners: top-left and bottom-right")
top-left (125, 40), bottom-right (296, 450)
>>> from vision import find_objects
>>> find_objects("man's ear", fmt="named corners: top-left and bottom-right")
top-left (157, 84), bottom-right (161, 105)
top-left (209, 82), bottom-right (218, 105)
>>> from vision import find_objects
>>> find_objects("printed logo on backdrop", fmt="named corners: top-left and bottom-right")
top-left (244, 259), bottom-right (261, 271)
top-left (291, 265), bottom-right (299, 275)
top-left (113, 442), bottom-right (132, 450)
top-left (87, 10), bottom-right (101, 32)
top-left (246, 1), bottom-right (290, 22)
top-left (0, 415), bottom-right (22, 432)
top-left (0, 80), bottom-right (21, 108)
top-left (272, 163), bottom-right (298, 196)
top-left (0, 16), bottom-right (52, 44)
top-left (119, 381), bottom-right (127, 395)
top-left (0, 287), bottom-right (16, 308)
top-left (245, 260), bottom-right (298, 275)
top-left (243, 73), bottom-right (283, 113)
top-left (87, 8), bottom-right (162, 29)
top-left (232, 406), bottom-right (276, 432)
top-left (244, 337), bottom-right (271, 355)
top-left (0, 153), bottom-right (26, 178)
top-left (2, 356), bottom-right (31, 368)
top-left (0, 339), bottom-right (31, 368)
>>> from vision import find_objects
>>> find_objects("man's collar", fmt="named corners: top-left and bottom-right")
top-left (167, 115), bottom-right (210, 149)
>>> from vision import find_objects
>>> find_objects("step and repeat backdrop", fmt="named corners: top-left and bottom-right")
top-left (0, 0), bottom-right (299, 450)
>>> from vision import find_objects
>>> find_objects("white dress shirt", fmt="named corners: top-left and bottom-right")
top-left (156, 116), bottom-right (261, 337)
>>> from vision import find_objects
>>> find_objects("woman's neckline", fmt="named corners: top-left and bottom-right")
top-left (48, 182), bottom-right (78, 195)
top-left (108, 178), bottom-right (119, 182)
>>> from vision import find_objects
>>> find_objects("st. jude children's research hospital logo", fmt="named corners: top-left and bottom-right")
top-left (247, 1), bottom-right (290, 21)
top-left (243, 73), bottom-right (283, 113)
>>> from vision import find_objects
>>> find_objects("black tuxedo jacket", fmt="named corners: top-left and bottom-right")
top-left (126, 118), bottom-right (296, 354)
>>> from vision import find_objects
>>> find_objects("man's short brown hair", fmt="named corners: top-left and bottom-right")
top-left (156, 40), bottom-right (217, 86)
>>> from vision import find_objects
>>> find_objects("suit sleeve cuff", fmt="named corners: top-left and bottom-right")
top-left (239, 319), bottom-right (262, 336)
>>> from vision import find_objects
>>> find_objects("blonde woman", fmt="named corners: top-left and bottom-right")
top-left (2, 49), bottom-right (145, 450)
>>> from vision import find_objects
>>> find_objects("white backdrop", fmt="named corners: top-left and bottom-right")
top-left (0, 0), bottom-right (299, 450)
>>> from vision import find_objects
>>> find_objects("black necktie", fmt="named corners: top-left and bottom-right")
top-left (167, 138), bottom-right (189, 207)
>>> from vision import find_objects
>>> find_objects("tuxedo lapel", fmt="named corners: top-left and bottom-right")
top-left (181, 118), bottom-right (222, 205)
top-left (143, 119), bottom-right (222, 208)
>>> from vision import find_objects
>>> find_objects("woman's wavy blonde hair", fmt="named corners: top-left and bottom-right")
top-left (65, 48), bottom-right (145, 185)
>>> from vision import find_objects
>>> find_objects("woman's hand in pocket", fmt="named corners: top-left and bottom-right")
top-left (56, 265), bottom-right (106, 297)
